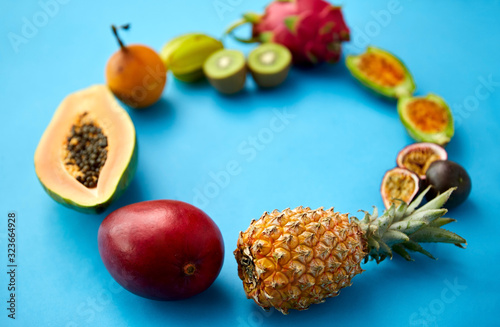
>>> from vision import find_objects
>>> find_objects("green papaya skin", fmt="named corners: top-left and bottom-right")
top-left (398, 94), bottom-right (454, 146)
top-left (39, 138), bottom-right (138, 214)
top-left (346, 46), bottom-right (416, 98)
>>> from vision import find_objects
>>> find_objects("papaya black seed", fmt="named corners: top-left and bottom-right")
top-left (65, 120), bottom-right (108, 188)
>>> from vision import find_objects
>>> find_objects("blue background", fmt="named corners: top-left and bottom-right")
top-left (1, 0), bottom-right (499, 326)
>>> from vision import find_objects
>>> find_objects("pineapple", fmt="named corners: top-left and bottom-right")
top-left (234, 187), bottom-right (466, 314)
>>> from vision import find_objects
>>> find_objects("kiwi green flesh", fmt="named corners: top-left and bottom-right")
top-left (248, 43), bottom-right (291, 73)
top-left (204, 49), bottom-right (246, 79)
top-left (248, 43), bottom-right (291, 88)
top-left (203, 49), bottom-right (246, 94)
top-left (208, 65), bottom-right (246, 94)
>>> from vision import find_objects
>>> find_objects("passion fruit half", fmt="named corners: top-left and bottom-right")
top-left (398, 94), bottom-right (454, 146)
top-left (380, 167), bottom-right (420, 209)
top-left (396, 143), bottom-right (448, 180)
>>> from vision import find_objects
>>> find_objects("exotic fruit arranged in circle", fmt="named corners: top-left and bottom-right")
top-left (34, 85), bottom-right (137, 214)
top-left (235, 187), bottom-right (466, 314)
top-left (106, 24), bottom-right (167, 108)
top-left (226, 0), bottom-right (350, 65)
top-left (398, 94), bottom-right (454, 146)
top-left (346, 46), bottom-right (416, 98)
top-left (98, 200), bottom-right (224, 300)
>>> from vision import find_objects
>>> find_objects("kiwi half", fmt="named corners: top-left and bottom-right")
top-left (247, 43), bottom-right (291, 88)
top-left (203, 49), bottom-right (246, 94)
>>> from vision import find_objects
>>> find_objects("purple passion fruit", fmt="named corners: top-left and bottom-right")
top-left (398, 94), bottom-right (454, 146)
top-left (396, 143), bottom-right (448, 180)
top-left (98, 200), bottom-right (224, 300)
top-left (381, 167), bottom-right (420, 209)
top-left (106, 24), bottom-right (167, 108)
top-left (426, 160), bottom-right (471, 209)
top-left (346, 46), bottom-right (416, 98)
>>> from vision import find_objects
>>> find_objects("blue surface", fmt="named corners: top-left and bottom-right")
top-left (1, 0), bottom-right (500, 326)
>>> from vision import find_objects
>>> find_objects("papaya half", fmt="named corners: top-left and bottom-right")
top-left (34, 85), bottom-right (138, 214)
top-left (346, 46), bottom-right (416, 99)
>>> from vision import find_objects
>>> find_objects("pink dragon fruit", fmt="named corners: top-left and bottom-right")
top-left (226, 0), bottom-right (350, 65)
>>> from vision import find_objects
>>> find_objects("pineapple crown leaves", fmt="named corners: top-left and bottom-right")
top-left (355, 187), bottom-right (467, 263)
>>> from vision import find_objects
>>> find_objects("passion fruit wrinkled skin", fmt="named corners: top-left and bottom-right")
top-left (396, 143), bottom-right (448, 180)
top-left (381, 167), bottom-right (420, 209)
top-left (426, 160), bottom-right (471, 209)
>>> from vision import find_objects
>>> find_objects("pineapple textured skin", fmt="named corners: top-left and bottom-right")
top-left (235, 188), bottom-right (467, 314)
top-left (235, 206), bottom-right (367, 314)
